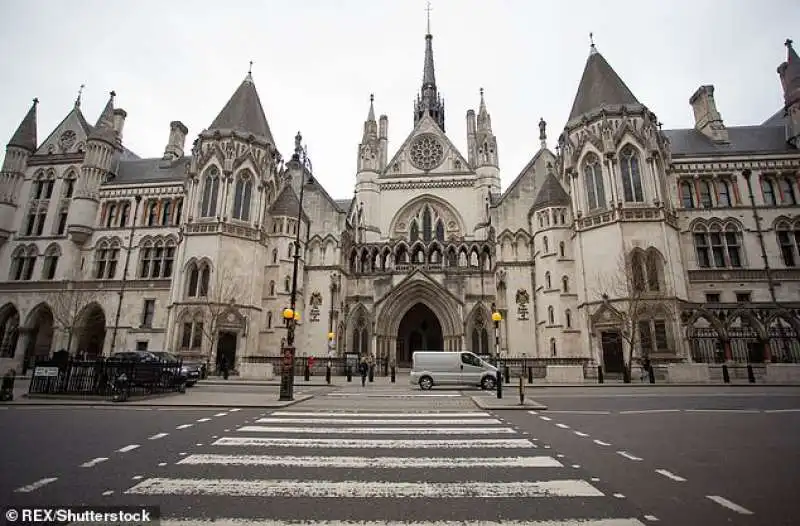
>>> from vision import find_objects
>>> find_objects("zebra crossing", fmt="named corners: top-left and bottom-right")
top-left (122, 410), bottom-right (649, 525)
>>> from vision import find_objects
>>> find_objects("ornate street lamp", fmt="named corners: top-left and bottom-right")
top-left (492, 306), bottom-right (503, 399)
top-left (326, 331), bottom-right (335, 384)
top-left (278, 132), bottom-right (313, 401)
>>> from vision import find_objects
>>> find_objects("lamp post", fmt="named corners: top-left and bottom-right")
top-left (278, 132), bottom-right (313, 401)
top-left (110, 194), bottom-right (142, 356)
top-left (326, 331), bottom-right (334, 384)
top-left (492, 307), bottom-right (503, 399)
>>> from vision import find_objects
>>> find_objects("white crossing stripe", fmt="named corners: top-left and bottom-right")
top-left (619, 409), bottom-right (680, 414)
top-left (197, 418), bottom-right (212, 422)
top-left (327, 393), bottom-right (461, 397)
top-left (149, 433), bottom-right (169, 440)
top-left (14, 477), bottom-right (58, 493)
top-left (593, 439), bottom-right (611, 446)
top-left (118, 444), bottom-right (140, 453)
top-left (655, 469), bottom-right (686, 482)
top-left (127, 478), bottom-right (605, 498)
top-left (160, 520), bottom-right (649, 526)
top-left (271, 411), bottom-right (491, 417)
top-left (213, 437), bottom-right (536, 449)
top-left (237, 426), bottom-right (517, 435)
top-left (616, 451), bottom-right (642, 461)
top-left (81, 457), bottom-right (108, 468)
top-left (176, 424), bottom-right (193, 429)
top-left (706, 495), bottom-right (754, 515)
top-left (574, 431), bottom-right (589, 437)
top-left (555, 424), bottom-right (570, 429)
top-left (255, 418), bottom-right (503, 425)
top-left (178, 454), bottom-right (564, 468)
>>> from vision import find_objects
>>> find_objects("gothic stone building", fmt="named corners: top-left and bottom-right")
top-left (0, 32), bottom-right (799, 375)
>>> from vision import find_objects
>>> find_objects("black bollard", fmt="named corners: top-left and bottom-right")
top-left (747, 364), bottom-right (755, 383)
top-left (722, 364), bottom-right (730, 383)
top-left (648, 366), bottom-right (656, 384)
top-left (391, 366), bottom-right (396, 383)
top-left (528, 366), bottom-right (533, 384)
top-left (598, 365), bottom-right (604, 384)
top-left (325, 365), bottom-right (331, 385)
top-left (346, 366), bottom-right (352, 382)
top-left (369, 366), bottom-right (374, 383)
top-left (504, 366), bottom-right (510, 384)
top-left (496, 368), bottom-right (503, 399)
top-left (623, 367), bottom-right (631, 384)
top-left (304, 365), bottom-right (310, 382)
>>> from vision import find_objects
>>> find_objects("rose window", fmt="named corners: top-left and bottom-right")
top-left (409, 134), bottom-right (444, 170)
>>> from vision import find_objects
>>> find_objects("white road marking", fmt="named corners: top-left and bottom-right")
top-left (613, 493), bottom-right (626, 499)
top-left (617, 451), bottom-right (643, 461)
top-left (619, 409), bottom-right (680, 414)
top-left (644, 515), bottom-right (659, 521)
top-left (238, 426), bottom-right (516, 435)
top-left (149, 433), bottom-right (169, 440)
top-left (706, 495), bottom-right (754, 515)
top-left (229, 408), bottom-right (241, 412)
top-left (224, 429), bottom-right (231, 432)
top-left (159, 520), bottom-right (649, 526)
top-left (127, 478), bottom-right (605, 498)
top-left (80, 457), bottom-right (108, 468)
top-left (764, 408), bottom-right (800, 413)
top-left (271, 411), bottom-right (491, 417)
top-left (543, 445), bottom-right (551, 449)
top-left (179, 452), bottom-right (187, 456)
top-left (574, 431), bottom-right (589, 437)
top-left (132, 475), bottom-right (143, 480)
top-left (197, 417), bottom-right (212, 422)
top-left (196, 443), bottom-right (203, 446)
top-left (546, 410), bottom-right (612, 415)
top-left (14, 477), bottom-right (58, 493)
top-left (684, 409), bottom-right (761, 414)
top-left (593, 439), bottom-right (611, 446)
top-left (102, 490), bottom-right (114, 496)
top-left (176, 424), bottom-right (193, 429)
top-left (327, 393), bottom-right (461, 397)
top-left (117, 444), bottom-right (140, 453)
top-left (555, 423), bottom-right (570, 429)
top-left (591, 477), bottom-right (600, 482)
top-left (214, 412), bottom-right (228, 417)
top-left (213, 437), bottom-right (536, 449)
top-left (255, 417), bottom-right (502, 425)
top-left (572, 464), bottom-right (581, 468)
top-left (539, 416), bottom-right (552, 421)
top-left (158, 463), bottom-right (167, 467)
top-left (178, 454), bottom-right (564, 468)
top-left (655, 469), bottom-right (686, 482)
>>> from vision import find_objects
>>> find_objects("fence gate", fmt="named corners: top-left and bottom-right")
top-left (689, 327), bottom-right (724, 363)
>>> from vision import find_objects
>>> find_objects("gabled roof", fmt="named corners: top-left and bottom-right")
top-left (382, 112), bottom-right (469, 177)
top-left (34, 102), bottom-right (94, 156)
top-left (269, 183), bottom-right (309, 222)
top-left (532, 171), bottom-right (570, 210)
top-left (494, 148), bottom-right (556, 207)
top-left (207, 74), bottom-right (275, 144)
top-left (8, 98), bottom-right (38, 151)
top-left (568, 47), bottom-right (640, 122)
top-left (662, 125), bottom-right (794, 156)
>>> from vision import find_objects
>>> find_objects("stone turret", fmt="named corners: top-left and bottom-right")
top-left (0, 98), bottom-right (38, 246)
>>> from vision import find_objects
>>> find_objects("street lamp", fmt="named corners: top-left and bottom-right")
top-left (326, 331), bottom-right (335, 384)
top-left (492, 307), bottom-right (503, 399)
top-left (278, 132), bottom-right (314, 402)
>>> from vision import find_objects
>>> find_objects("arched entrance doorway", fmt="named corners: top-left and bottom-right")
top-left (396, 303), bottom-right (443, 366)
top-left (77, 303), bottom-right (106, 359)
top-left (0, 304), bottom-right (20, 358)
top-left (23, 304), bottom-right (54, 372)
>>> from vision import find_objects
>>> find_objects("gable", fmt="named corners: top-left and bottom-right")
top-left (495, 148), bottom-right (556, 208)
top-left (381, 113), bottom-right (471, 178)
top-left (34, 109), bottom-right (92, 157)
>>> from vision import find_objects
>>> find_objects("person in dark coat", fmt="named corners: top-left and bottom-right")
top-left (358, 357), bottom-right (368, 387)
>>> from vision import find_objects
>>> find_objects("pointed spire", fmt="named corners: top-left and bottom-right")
top-left (75, 84), bottom-right (85, 108)
top-left (8, 98), bottom-right (38, 152)
top-left (589, 32), bottom-right (597, 55)
top-left (208, 73), bottom-right (275, 144)
top-left (778, 38), bottom-right (800, 107)
top-left (368, 93), bottom-right (375, 121)
top-left (478, 87), bottom-right (487, 114)
top-left (567, 44), bottom-right (640, 121)
top-left (426, 1), bottom-right (432, 35)
top-left (245, 61), bottom-right (254, 83)
top-left (477, 88), bottom-right (492, 133)
top-left (414, 3), bottom-right (445, 131)
top-left (423, 33), bottom-right (436, 89)
top-left (88, 91), bottom-right (117, 143)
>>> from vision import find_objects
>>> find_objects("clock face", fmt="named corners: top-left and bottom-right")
top-left (409, 134), bottom-right (444, 170)
top-left (59, 130), bottom-right (76, 150)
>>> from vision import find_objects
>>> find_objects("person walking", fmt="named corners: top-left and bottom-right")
top-left (359, 356), bottom-right (368, 387)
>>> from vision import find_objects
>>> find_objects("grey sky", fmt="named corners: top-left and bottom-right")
top-left (0, 0), bottom-right (797, 199)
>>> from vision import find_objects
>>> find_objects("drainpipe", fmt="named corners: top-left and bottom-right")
top-left (109, 195), bottom-right (142, 355)
top-left (741, 169), bottom-right (777, 303)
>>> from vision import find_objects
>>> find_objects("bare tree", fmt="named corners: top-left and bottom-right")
top-left (48, 270), bottom-right (103, 354)
top-left (196, 256), bottom-right (244, 368)
top-left (593, 247), bottom-right (674, 381)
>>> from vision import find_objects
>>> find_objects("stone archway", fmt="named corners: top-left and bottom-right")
top-left (0, 303), bottom-right (20, 359)
top-left (76, 303), bottom-right (106, 359)
top-left (396, 303), bottom-right (444, 366)
top-left (23, 303), bottom-right (55, 372)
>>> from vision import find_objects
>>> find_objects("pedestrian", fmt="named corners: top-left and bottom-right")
top-left (359, 356), bottom-right (368, 387)
top-left (640, 357), bottom-right (650, 382)
top-left (220, 355), bottom-right (229, 380)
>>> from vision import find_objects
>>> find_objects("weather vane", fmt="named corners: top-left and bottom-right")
top-left (248, 60), bottom-right (253, 75)
top-left (426, 1), bottom-right (432, 34)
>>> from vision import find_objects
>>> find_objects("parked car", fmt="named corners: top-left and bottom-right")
top-left (410, 351), bottom-right (498, 390)
top-left (107, 351), bottom-right (186, 388)
top-left (150, 351), bottom-right (201, 387)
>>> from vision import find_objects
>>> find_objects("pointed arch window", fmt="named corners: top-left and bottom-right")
top-left (699, 181), bottom-right (713, 208)
top-left (717, 180), bottom-right (732, 207)
top-left (693, 224), bottom-right (743, 269)
top-left (631, 251), bottom-right (646, 292)
top-left (550, 338), bottom-right (557, 357)
top-left (620, 146), bottom-right (644, 202)
top-left (284, 275), bottom-right (291, 293)
top-left (42, 245), bottom-right (60, 280)
top-left (471, 312), bottom-right (490, 355)
top-left (187, 263), bottom-right (199, 297)
top-left (63, 173), bottom-right (76, 198)
top-left (10, 246), bottom-right (34, 281)
top-left (119, 202), bottom-right (131, 228)
top-left (780, 177), bottom-right (797, 205)
top-left (269, 280), bottom-right (276, 296)
top-left (352, 316), bottom-right (369, 356)
top-left (565, 309), bottom-right (572, 328)
top-left (410, 220), bottom-right (419, 242)
top-left (562, 276), bottom-right (569, 293)
top-left (199, 264), bottom-right (210, 296)
top-left (106, 203), bottom-right (118, 228)
top-left (272, 248), bottom-right (278, 264)
top-left (161, 199), bottom-right (172, 226)
top-left (559, 241), bottom-right (565, 258)
top-left (545, 271), bottom-right (551, 290)
top-left (436, 219), bottom-right (445, 242)
top-left (583, 154), bottom-right (606, 210)
top-left (139, 239), bottom-right (154, 278)
top-left (543, 236), bottom-right (549, 254)
top-left (267, 311), bottom-right (273, 329)
top-left (548, 306), bottom-right (555, 325)
top-left (761, 177), bottom-right (777, 205)
top-left (422, 206), bottom-right (433, 242)
top-left (146, 201), bottom-right (158, 226)
top-left (200, 167), bottom-right (220, 217)
top-left (680, 181), bottom-right (695, 209)
top-left (646, 252), bottom-right (660, 291)
top-left (233, 172), bottom-right (253, 221)
top-left (94, 239), bottom-right (119, 279)
top-left (776, 221), bottom-right (800, 267)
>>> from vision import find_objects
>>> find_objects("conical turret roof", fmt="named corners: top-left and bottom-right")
top-left (8, 98), bottom-right (38, 151)
top-left (208, 73), bottom-right (275, 144)
top-left (568, 46), bottom-right (640, 122)
top-left (532, 169), bottom-right (570, 210)
top-left (88, 92), bottom-right (118, 144)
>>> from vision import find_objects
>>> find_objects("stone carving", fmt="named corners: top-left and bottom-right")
top-left (59, 130), bottom-right (76, 151)
top-left (409, 134), bottom-right (445, 170)
top-left (309, 291), bottom-right (323, 322)
top-left (516, 288), bottom-right (530, 321)
top-left (496, 269), bottom-right (507, 289)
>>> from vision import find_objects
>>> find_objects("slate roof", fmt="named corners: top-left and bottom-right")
top-left (107, 156), bottom-right (188, 185)
top-left (568, 48), bottom-right (641, 122)
top-left (531, 171), bottom-right (570, 210)
top-left (269, 184), bottom-right (309, 221)
top-left (208, 74), bottom-right (275, 144)
top-left (8, 99), bottom-right (38, 151)
top-left (88, 95), bottom-right (117, 144)
top-left (761, 108), bottom-right (786, 127)
top-left (662, 125), bottom-right (792, 156)
top-left (334, 198), bottom-right (352, 212)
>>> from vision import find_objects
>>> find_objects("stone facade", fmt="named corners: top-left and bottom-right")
top-left (1, 34), bottom-right (799, 376)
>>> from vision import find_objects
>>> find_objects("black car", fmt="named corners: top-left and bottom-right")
top-left (150, 351), bottom-right (201, 387)
top-left (107, 351), bottom-right (185, 387)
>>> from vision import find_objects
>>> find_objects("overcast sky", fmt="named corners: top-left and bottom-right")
top-left (0, 0), bottom-right (797, 199)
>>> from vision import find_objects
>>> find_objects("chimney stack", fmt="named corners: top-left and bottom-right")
top-left (163, 121), bottom-right (188, 161)
top-left (112, 108), bottom-right (127, 140)
top-left (689, 85), bottom-right (729, 143)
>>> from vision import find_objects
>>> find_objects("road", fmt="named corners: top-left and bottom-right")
top-left (1, 384), bottom-right (798, 525)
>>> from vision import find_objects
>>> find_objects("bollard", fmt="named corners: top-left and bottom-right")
top-left (722, 364), bottom-right (730, 383)
top-left (598, 365), bottom-right (604, 384)
top-left (346, 366), bottom-right (352, 382)
top-left (519, 375), bottom-right (525, 405)
top-left (504, 366), bottom-right (510, 384)
top-left (528, 366), bottom-right (533, 384)
top-left (304, 365), bottom-right (310, 382)
top-left (325, 365), bottom-right (331, 385)
top-left (391, 366), bottom-right (396, 383)
top-left (747, 364), bottom-right (755, 383)
top-left (648, 366), bottom-right (656, 384)
top-left (496, 368), bottom-right (503, 399)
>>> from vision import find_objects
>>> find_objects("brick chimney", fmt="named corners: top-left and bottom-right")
top-left (163, 121), bottom-right (188, 161)
top-left (689, 85), bottom-right (729, 143)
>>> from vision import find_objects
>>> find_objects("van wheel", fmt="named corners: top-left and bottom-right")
top-left (419, 376), bottom-right (434, 390)
top-left (481, 376), bottom-right (496, 390)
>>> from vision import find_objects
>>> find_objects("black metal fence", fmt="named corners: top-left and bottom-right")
top-left (28, 358), bottom-right (186, 398)
top-left (244, 356), bottom-right (391, 377)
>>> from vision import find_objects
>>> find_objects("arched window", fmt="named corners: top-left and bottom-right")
top-left (146, 201), bottom-right (158, 226)
top-left (410, 220), bottom-right (419, 242)
top-left (559, 241), bottom-right (565, 258)
top-left (272, 248), bottom-right (278, 264)
top-left (199, 264), bottom-right (210, 296)
top-left (548, 306), bottom-right (555, 324)
top-left (63, 173), bottom-right (76, 198)
top-left (761, 177), bottom-right (776, 205)
top-left (631, 251), bottom-right (646, 292)
top-left (0, 307), bottom-right (20, 358)
top-left (161, 200), bottom-right (172, 226)
top-left (422, 206), bottom-right (433, 242)
top-left (776, 221), bottom-right (800, 267)
top-left (352, 316), bottom-right (369, 356)
top-left (119, 202), bottom-right (131, 227)
top-left (106, 203), bottom-right (118, 228)
top-left (436, 220), bottom-right (445, 242)
top-left (187, 263), bottom-right (199, 297)
top-left (42, 244), bottom-right (59, 280)
top-left (699, 181), bottom-right (713, 208)
top-left (200, 167), bottom-right (220, 217)
top-left (269, 280), bottom-right (275, 295)
top-left (233, 172), bottom-right (253, 221)
top-left (717, 181), bottom-right (732, 207)
top-left (94, 239), bottom-right (119, 279)
top-left (163, 239), bottom-right (176, 278)
top-left (562, 276), bottom-right (569, 293)
top-left (267, 311), bottom-right (273, 329)
top-left (693, 224), bottom-right (743, 269)
top-left (620, 146), bottom-right (644, 202)
top-left (646, 251), bottom-right (660, 291)
top-left (543, 236), bottom-right (549, 254)
top-left (680, 181), bottom-right (695, 209)
top-left (139, 239), bottom-right (154, 278)
top-left (565, 309), bottom-right (572, 328)
top-left (545, 271), bottom-right (551, 289)
top-left (174, 199), bottom-right (183, 225)
top-left (780, 178), bottom-right (797, 205)
top-left (180, 316), bottom-right (203, 350)
top-left (583, 154), bottom-right (606, 210)
top-left (471, 313), bottom-right (490, 355)
top-left (284, 275), bottom-right (291, 292)
top-left (9, 246), bottom-right (34, 281)
top-left (550, 337), bottom-right (557, 357)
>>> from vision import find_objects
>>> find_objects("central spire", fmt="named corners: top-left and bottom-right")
top-left (414, 2), bottom-right (445, 131)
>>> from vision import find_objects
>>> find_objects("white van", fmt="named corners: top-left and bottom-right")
top-left (410, 351), bottom-right (498, 390)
